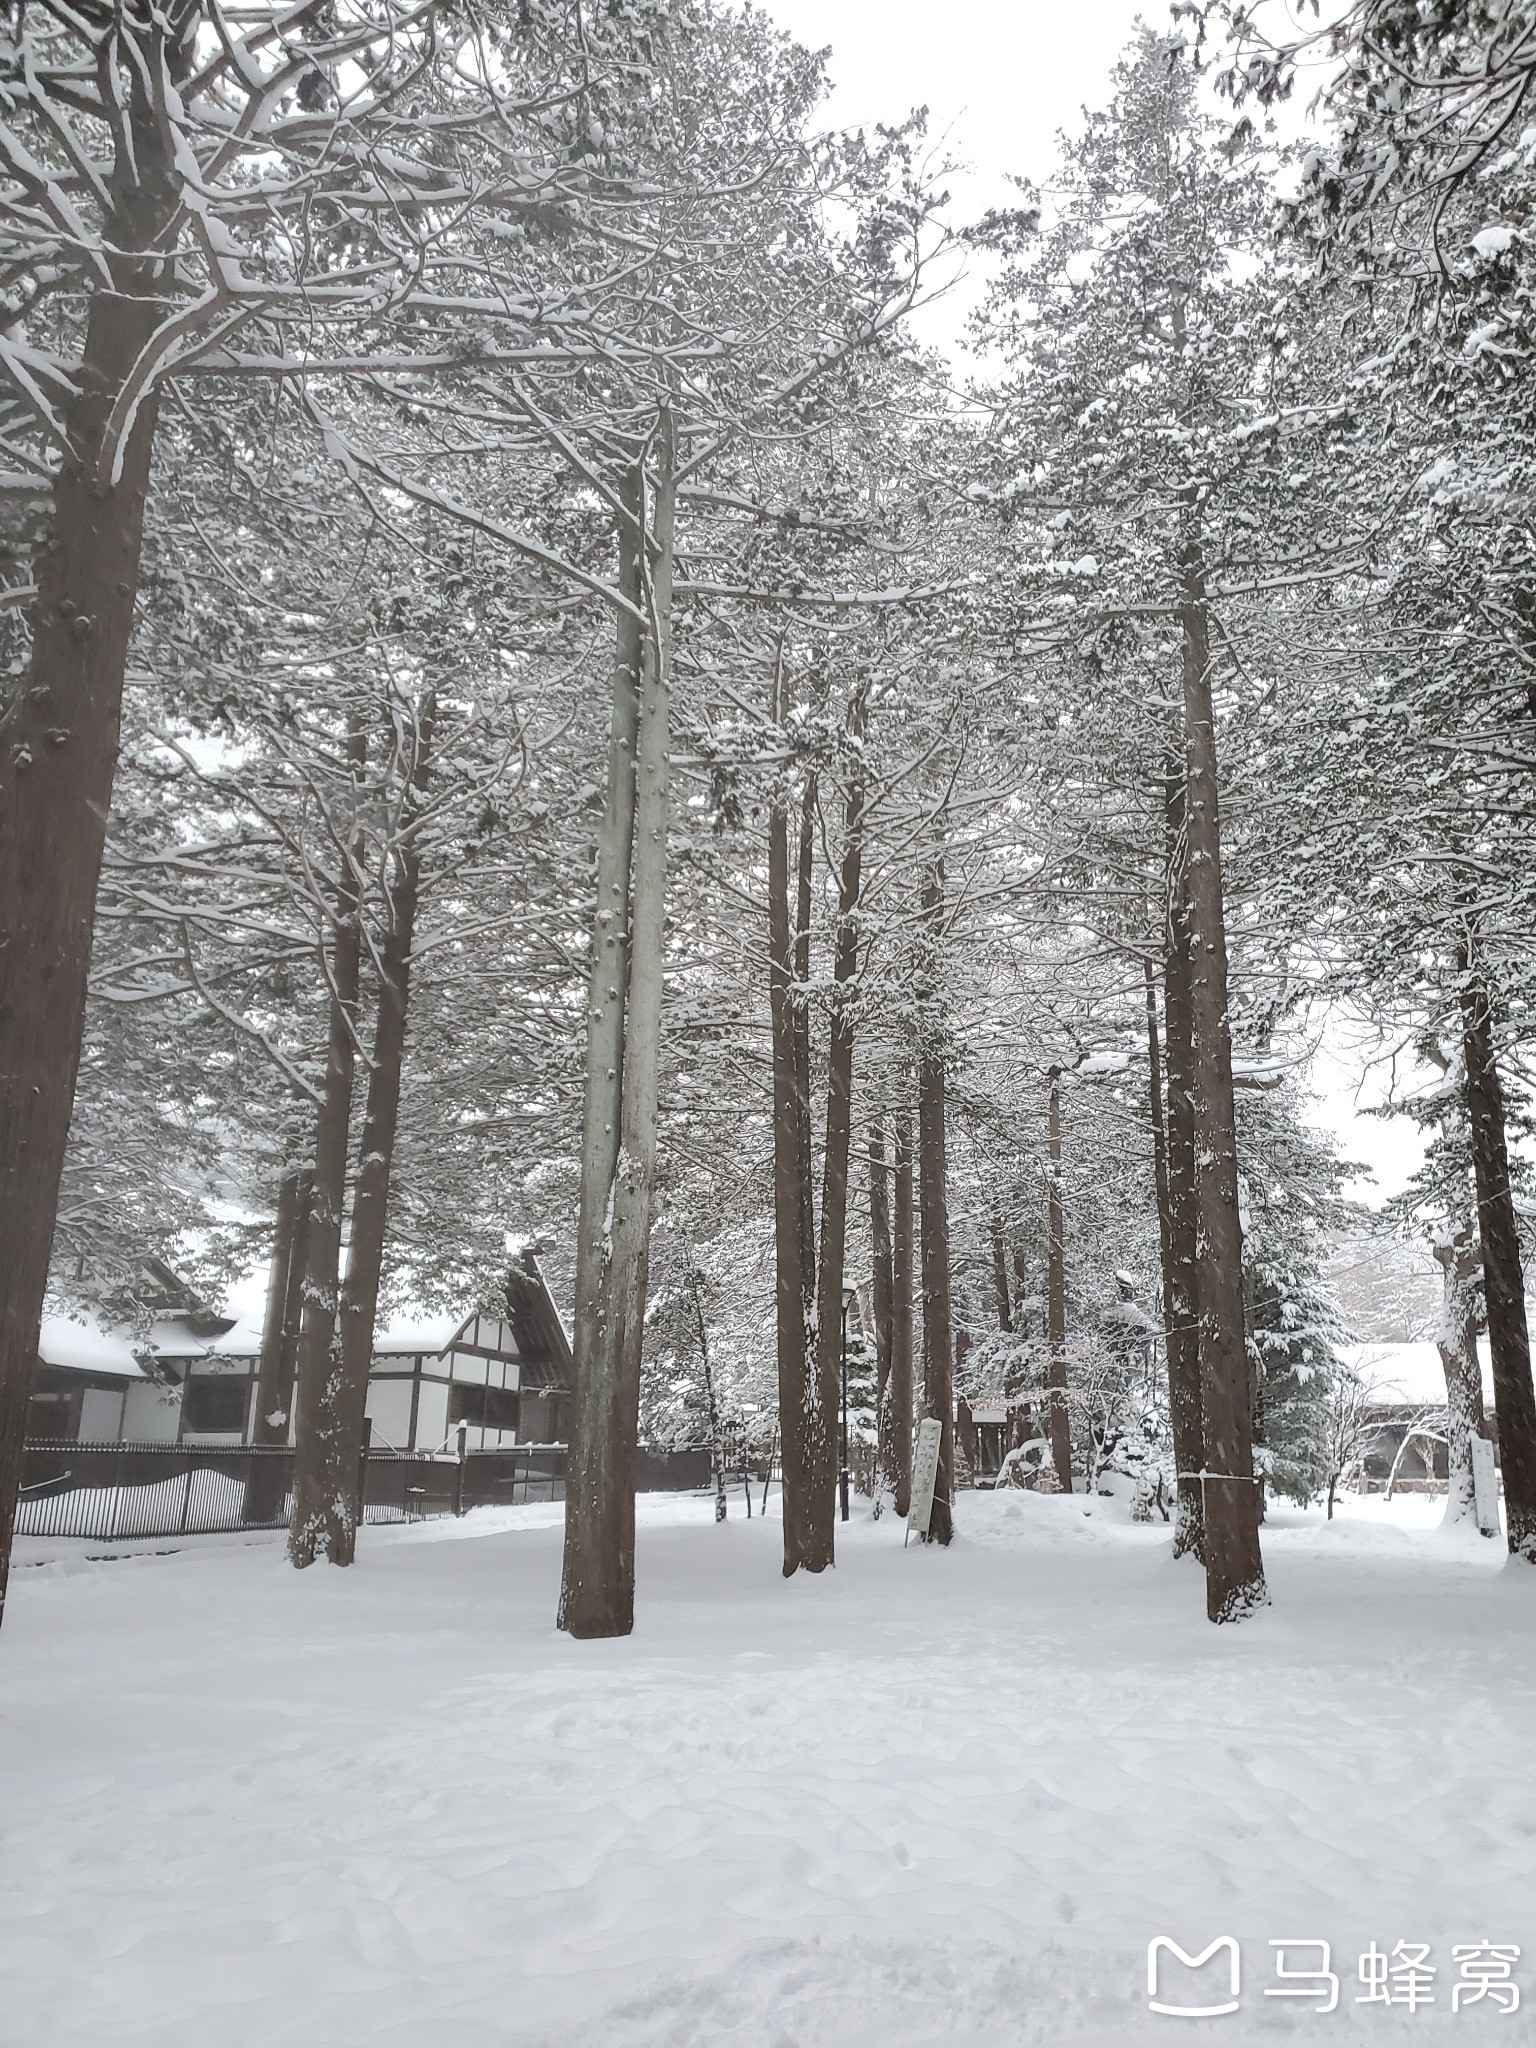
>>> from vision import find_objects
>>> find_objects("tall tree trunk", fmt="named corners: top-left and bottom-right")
top-left (327, 698), bottom-right (436, 1562)
top-left (692, 1275), bottom-right (728, 1525)
top-left (1045, 1069), bottom-right (1073, 1492)
top-left (989, 1214), bottom-right (1013, 1331)
top-left (869, 1127), bottom-right (896, 1495)
top-left (1161, 783), bottom-right (1205, 1561)
top-left (1457, 953), bottom-right (1536, 1562)
top-left (0, 59), bottom-right (182, 1631)
top-left (561, 465), bottom-right (644, 1620)
top-left (559, 424), bottom-right (675, 1637)
top-left (811, 688), bottom-right (867, 1564)
top-left (768, 675), bottom-right (821, 1570)
top-left (1180, 539), bottom-right (1266, 1622)
top-left (918, 859), bottom-right (955, 1545)
top-left (288, 781), bottom-right (367, 1567)
top-left (891, 1105), bottom-right (916, 1518)
top-left (245, 1167), bottom-right (311, 1524)
top-left (1434, 1224), bottom-right (1487, 1529)
top-left (769, 778), bottom-right (817, 1570)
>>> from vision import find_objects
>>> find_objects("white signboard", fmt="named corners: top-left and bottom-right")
top-left (906, 1416), bottom-right (943, 1545)
top-left (1470, 1434), bottom-right (1502, 1539)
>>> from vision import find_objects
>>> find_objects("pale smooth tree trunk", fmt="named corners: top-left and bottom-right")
top-left (869, 1127), bottom-right (896, 1495)
top-left (329, 697), bottom-right (436, 1561)
top-left (289, 761), bottom-right (367, 1568)
top-left (559, 463), bottom-right (643, 1624)
top-left (1457, 953), bottom-right (1536, 1562)
top-left (0, 41), bottom-right (184, 1631)
top-left (1434, 1224), bottom-right (1487, 1529)
top-left (811, 687), bottom-right (867, 1563)
top-left (918, 859), bottom-right (955, 1545)
top-left (1045, 1068), bottom-right (1073, 1493)
top-left (1180, 539), bottom-right (1266, 1622)
top-left (891, 1106), bottom-right (916, 1518)
top-left (559, 425), bottom-right (675, 1637)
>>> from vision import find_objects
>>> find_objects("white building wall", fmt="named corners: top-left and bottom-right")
top-left (413, 1378), bottom-right (449, 1454)
top-left (365, 1379), bottom-right (416, 1453)
top-left (123, 1380), bottom-right (181, 1443)
top-left (78, 1386), bottom-right (125, 1442)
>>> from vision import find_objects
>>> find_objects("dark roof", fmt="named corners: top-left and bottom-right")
top-left (505, 1249), bottom-right (572, 1387)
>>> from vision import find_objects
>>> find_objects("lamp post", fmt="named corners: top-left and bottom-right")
top-left (840, 1280), bottom-right (857, 1522)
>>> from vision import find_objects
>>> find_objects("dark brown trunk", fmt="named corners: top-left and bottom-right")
top-left (1162, 780), bottom-right (1205, 1561)
top-left (869, 1127), bottom-right (896, 1494)
top-left (1458, 955), bottom-right (1536, 1561)
top-left (245, 1167), bottom-right (310, 1523)
top-left (955, 1322), bottom-right (979, 1485)
top-left (891, 1106), bottom-right (915, 1518)
top-left (0, 72), bottom-right (181, 1629)
top-left (1180, 540), bottom-right (1265, 1622)
top-left (1045, 1071), bottom-right (1073, 1493)
top-left (989, 1214), bottom-right (1013, 1331)
top-left (692, 1277), bottom-right (728, 1524)
top-left (918, 860), bottom-right (955, 1544)
top-left (288, 755), bottom-right (366, 1568)
top-left (768, 778), bottom-right (819, 1572)
top-left (811, 690), bottom-right (866, 1564)
top-left (329, 699), bottom-right (435, 1562)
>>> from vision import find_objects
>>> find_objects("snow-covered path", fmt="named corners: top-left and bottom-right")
top-left (2, 1492), bottom-right (1533, 2045)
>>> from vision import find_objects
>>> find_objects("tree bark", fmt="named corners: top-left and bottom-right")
top-left (1161, 790), bottom-right (1205, 1561)
top-left (327, 697), bottom-right (436, 1562)
top-left (0, 57), bottom-right (182, 1630)
top-left (1045, 1070), bottom-right (1073, 1493)
top-left (989, 1213), bottom-right (1013, 1331)
top-left (869, 1127), bottom-right (896, 1495)
top-left (811, 688), bottom-right (867, 1564)
top-left (891, 1105), bottom-right (916, 1519)
top-left (245, 1167), bottom-right (311, 1524)
top-left (1433, 1224), bottom-right (1487, 1530)
top-left (559, 426), bottom-right (675, 1637)
top-left (918, 859), bottom-right (955, 1545)
top-left (288, 743), bottom-right (367, 1569)
top-left (1457, 955), bottom-right (1536, 1562)
top-left (692, 1275), bottom-right (728, 1524)
top-left (1180, 540), bottom-right (1266, 1622)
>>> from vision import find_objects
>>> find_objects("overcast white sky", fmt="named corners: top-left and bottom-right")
top-left (758, 0), bottom-right (1424, 1207)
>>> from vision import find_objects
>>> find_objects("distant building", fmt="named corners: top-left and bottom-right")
top-left (27, 1251), bottom-right (572, 1452)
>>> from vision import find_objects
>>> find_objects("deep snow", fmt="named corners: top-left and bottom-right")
top-left (1, 1490), bottom-right (1533, 2046)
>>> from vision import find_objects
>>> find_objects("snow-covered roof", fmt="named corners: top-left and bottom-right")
top-left (1340, 1339), bottom-right (1493, 1408)
top-left (206, 1316), bottom-right (261, 1358)
top-left (37, 1314), bottom-right (148, 1381)
top-left (373, 1315), bottom-right (463, 1357)
top-left (208, 1309), bottom-right (467, 1359)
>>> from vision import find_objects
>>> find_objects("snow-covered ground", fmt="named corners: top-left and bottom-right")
top-left (2, 1490), bottom-right (1533, 2046)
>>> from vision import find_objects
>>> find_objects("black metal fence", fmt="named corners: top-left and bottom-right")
top-left (16, 1440), bottom-right (568, 1543)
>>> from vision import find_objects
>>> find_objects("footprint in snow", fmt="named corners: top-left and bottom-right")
top-left (893, 1840), bottom-right (912, 1867)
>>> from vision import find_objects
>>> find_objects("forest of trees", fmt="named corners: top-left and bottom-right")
top-left (2, 0), bottom-right (1534, 1639)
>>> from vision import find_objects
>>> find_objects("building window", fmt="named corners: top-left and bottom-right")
top-left (448, 1382), bottom-right (520, 1434)
top-left (183, 1376), bottom-right (249, 1434)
